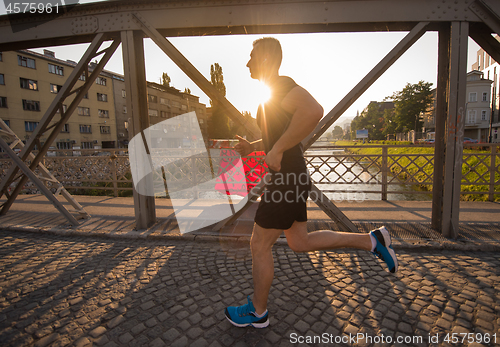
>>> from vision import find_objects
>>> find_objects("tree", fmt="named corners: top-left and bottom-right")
top-left (331, 126), bottom-right (344, 140)
top-left (350, 101), bottom-right (392, 140)
top-left (208, 63), bottom-right (232, 139)
top-left (210, 63), bottom-right (226, 107)
top-left (385, 81), bottom-right (434, 134)
top-left (161, 72), bottom-right (171, 87)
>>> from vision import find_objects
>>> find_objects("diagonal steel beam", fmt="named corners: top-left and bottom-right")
top-left (0, 118), bottom-right (89, 218)
top-left (0, 34), bottom-right (121, 216)
top-left (302, 22), bottom-right (430, 149)
top-left (469, 0), bottom-right (500, 38)
top-left (469, 23), bottom-right (500, 65)
top-left (130, 12), bottom-right (261, 141)
top-left (0, 136), bottom-right (79, 226)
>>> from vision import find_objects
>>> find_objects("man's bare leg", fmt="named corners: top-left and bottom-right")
top-left (284, 221), bottom-right (373, 253)
top-left (250, 223), bottom-right (283, 315)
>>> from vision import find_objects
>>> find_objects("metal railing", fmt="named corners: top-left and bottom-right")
top-left (1, 144), bottom-right (499, 201)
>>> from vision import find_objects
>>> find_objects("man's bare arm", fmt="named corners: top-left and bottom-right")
top-left (265, 86), bottom-right (323, 171)
top-left (273, 86), bottom-right (323, 153)
top-left (234, 135), bottom-right (263, 157)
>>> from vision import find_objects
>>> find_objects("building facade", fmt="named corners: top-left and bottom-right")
top-left (471, 40), bottom-right (500, 143)
top-left (0, 49), bottom-right (117, 150)
top-left (423, 71), bottom-right (494, 143)
top-left (464, 70), bottom-right (492, 142)
top-left (0, 49), bottom-right (208, 151)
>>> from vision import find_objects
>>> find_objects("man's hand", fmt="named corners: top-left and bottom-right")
top-left (234, 135), bottom-right (253, 157)
top-left (265, 148), bottom-right (283, 172)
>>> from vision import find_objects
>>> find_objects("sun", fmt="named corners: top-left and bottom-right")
top-left (255, 82), bottom-right (271, 105)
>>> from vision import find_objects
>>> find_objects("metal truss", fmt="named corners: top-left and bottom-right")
top-left (0, 118), bottom-right (89, 222)
top-left (0, 33), bottom-right (120, 219)
top-left (0, 0), bottom-right (499, 236)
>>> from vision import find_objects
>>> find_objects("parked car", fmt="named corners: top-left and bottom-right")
top-left (463, 137), bottom-right (478, 144)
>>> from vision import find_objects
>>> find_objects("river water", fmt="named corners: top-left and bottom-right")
top-left (305, 149), bottom-right (432, 202)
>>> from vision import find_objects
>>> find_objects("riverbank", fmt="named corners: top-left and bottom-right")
top-left (332, 140), bottom-right (500, 202)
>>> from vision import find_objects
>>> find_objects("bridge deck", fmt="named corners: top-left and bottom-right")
top-left (1, 195), bottom-right (499, 248)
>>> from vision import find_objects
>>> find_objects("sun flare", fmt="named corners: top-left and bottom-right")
top-left (256, 82), bottom-right (271, 105)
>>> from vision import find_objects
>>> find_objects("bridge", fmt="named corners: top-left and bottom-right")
top-left (1, 0), bottom-right (500, 239)
top-left (1, 2), bottom-right (500, 346)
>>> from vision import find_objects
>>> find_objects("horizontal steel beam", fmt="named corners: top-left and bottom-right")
top-left (0, 0), bottom-right (488, 50)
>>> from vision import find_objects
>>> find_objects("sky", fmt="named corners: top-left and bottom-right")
top-left (1, 0), bottom-right (481, 127)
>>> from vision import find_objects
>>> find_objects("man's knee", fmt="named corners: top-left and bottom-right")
top-left (286, 236), bottom-right (309, 253)
top-left (250, 227), bottom-right (279, 254)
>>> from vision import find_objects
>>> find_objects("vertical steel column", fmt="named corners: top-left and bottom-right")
top-left (432, 23), bottom-right (451, 231)
top-left (442, 22), bottom-right (469, 238)
top-left (121, 30), bottom-right (156, 229)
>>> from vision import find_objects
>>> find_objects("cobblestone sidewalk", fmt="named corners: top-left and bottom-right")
top-left (0, 230), bottom-right (499, 347)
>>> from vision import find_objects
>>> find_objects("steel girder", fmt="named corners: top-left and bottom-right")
top-left (0, 0), bottom-right (496, 51)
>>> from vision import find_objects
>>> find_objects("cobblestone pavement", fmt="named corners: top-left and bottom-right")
top-left (0, 230), bottom-right (499, 347)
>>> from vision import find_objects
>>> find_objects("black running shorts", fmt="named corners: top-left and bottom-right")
top-left (254, 167), bottom-right (311, 230)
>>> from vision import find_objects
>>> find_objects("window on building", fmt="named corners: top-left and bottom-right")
top-left (57, 142), bottom-right (71, 150)
top-left (148, 109), bottom-right (158, 117)
top-left (98, 109), bottom-right (109, 118)
top-left (79, 73), bottom-right (86, 81)
top-left (0, 120), bottom-right (10, 130)
top-left (60, 124), bottom-right (70, 133)
top-left (50, 83), bottom-right (62, 93)
top-left (100, 126), bottom-right (111, 134)
top-left (148, 94), bottom-right (158, 103)
top-left (122, 90), bottom-right (126, 98)
top-left (0, 53), bottom-right (3, 62)
top-left (0, 74), bottom-right (4, 85)
top-left (78, 106), bottom-right (90, 116)
top-left (96, 77), bottom-right (107, 86)
top-left (467, 110), bottom-right (476, 124)
top-left (22, 99), bottom-right (40, 111)
top-left (469, 92), bottom-right (477, 102)
top-left (160, 97), bottom-right (169, 105)
top-left (81, 141), bottom-right (93, 149)
top-left (19, 78), bottom-right (38, 90)
top-left (172, 101), bottom-right (180, 108)
top-left (123, 105), bottom-right (127, 114)
top-left (83, 93), bottom-right (88, 99)
top-left (48, 63), bottom-right (64, 76)
top-left (0, 97), bottom-right (7, 108)
top-left (481, 110), bottom-right (487, 121)
top-left (97, 93), bottom-right (108, 102)
top-left (79, 125), bottom-right (92, 133)
top-left (18, 55), bottom-right (36, 69)
top-left (160, 111), bottom-right (169, 118)
top-left (25, 121), bottom-right (39, 131)
top-left (199, 119), bottom-right (204, 124)
top-left (181, 104), bottom-right (187, 111)
top-left (482, 92), bottom-right (488, 102)
top-left (55, 104), bottom-right (68, 114)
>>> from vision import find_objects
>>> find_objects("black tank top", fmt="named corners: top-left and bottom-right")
top-left (256, 76), bottom-right (306, 174)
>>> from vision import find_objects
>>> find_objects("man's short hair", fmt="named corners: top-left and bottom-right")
top-left (253, 37), bottom-right (282, 68)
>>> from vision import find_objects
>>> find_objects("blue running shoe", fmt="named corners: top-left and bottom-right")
top-left (225, 296), bottom-right (269, 328)
top-left (370, 226), bottom-right (398, 273)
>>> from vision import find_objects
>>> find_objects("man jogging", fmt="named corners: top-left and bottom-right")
top-left (225, 37), bottom-right (398, 328)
